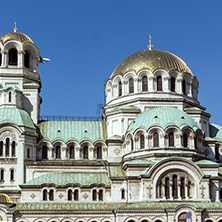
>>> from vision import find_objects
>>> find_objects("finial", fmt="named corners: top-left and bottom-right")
top-left (148, 34), bottom-right (153, 50)
top-left (14, 20), bottom-right (17, 32)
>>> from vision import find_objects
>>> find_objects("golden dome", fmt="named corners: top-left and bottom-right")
top-left (0, 193), bottom-right (13, 204)
top-left (111, 49), bottom-right (192, 78)
top-left (0, 31), bottom-right (33, 44)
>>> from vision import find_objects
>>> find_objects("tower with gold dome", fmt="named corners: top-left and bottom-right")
top-left (0, 28), bottom-right (222, 222)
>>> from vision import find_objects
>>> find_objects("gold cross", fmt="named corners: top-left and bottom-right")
top-left (148, 34), bottom-right (153, 50)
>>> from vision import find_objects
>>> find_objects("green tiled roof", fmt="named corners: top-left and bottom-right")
top-left (108, 166), bottom-right (126, 178)
top-left (127, 107), bottom-right (199, 134)
top-left (21, 172), bottom-right (110, 187)
top-left (209, 123), bottom-right (222, 142)
top-left (38, 121), bottom-right (106, 143)
top-left (0, 107), bottom-right (35, 129)
top-left (195, 160), bottom-right (219, 166)
top-left (11, 201), bottom-right (222, 212)
top-left (219, 167), bottom-right (222, 176)
top-left (124, 159), bottom-right (155, 165)
top-left (2, 84), bottom-right (21, 91)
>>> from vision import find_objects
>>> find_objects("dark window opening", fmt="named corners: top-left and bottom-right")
top-left (180, 177), bottom-right (185, 198)
top-left (24, 50), bottom-right (30, 68)
top-left (172, 175), bottom-right (178, 198)
top-left (215, 146), bottom-right (219, 160)
top-left (0, 53), bottom-right (2, 66)
top-left (27, 149), bottom-right (30, 158)
top-left (6, 138), bottom-right (9, 156)
top-left (165, 177), bottom-right (169, 197)
top-left (49, 189), bottom-right (54, 201)
top-left (194, 137), bottom-right (197, 149)
top-left (187, 181), bottom-right (191, 197)
top-left (9, 48), bottom-right (17, 66)
top-left (9, 92), bottom-right (12, 103)
top-left (129, 78), bottom-right (134, 93)
top-left (182, 133), bottom-right (188, 147)
top-left (69, 146), bottom-right (75, 159)
top-left (0, 141), bottom-right (3, 156)
top-left (131, 138), bottom-right (134, 151)
top-left (219, 189), bottom-right (222, 199)
top-left (0, 169), bottom-right (4, 181)
top-left (74, 189), bottom-right (79, 201)
top-left (169, 132), bottom-right (174, 146)
top-left (92, 189), bottom-right (97, 201)
top-left (140, 134), bottom-right (145, 149)
top-left (56, 145), bottom-right (61, 159)
top-left (157, 76), bottom-right (162, 91)
top-left (121, 189), bottom-right (125, 199)
top-left (12, 141), bottom-right (16, 157)
top-left (42, 146), bottom-right (48, 159)
top-left (119, 81), bottom-right (122, 96)
top-left (68, 189), bottom-right (72, 201)
top-left (97, 146), bottom-right (102, 159)
top-left (142, 76), bottom-right (148, 91)
top-left (83, 146), bottom-right (88, 159)
top-left (153, 133), bottom-right (159, 147)
top-left (98, 189), bottom-right (103, 201)
top-left (182, 80), bottom-right (186, 95)
top-left (171, 77), bottom-right (175, 92)
top-left (10, 169), bottom-right (14, 181)
top-left (43, 189), bottom-right (47, 201)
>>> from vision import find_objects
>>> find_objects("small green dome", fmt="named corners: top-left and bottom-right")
top-left (209, 123), bottom-right (222, 142)
top-left (127, 106), bottom-right (199, 134)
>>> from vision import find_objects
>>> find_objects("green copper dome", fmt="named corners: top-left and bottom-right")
top-left (209, 123), bottom-right (222, 142)
top-left (127, 106), bottom-right (199, 134)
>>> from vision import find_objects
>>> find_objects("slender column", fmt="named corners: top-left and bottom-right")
top-left (134, 77), bottom-right (138, 93)
top-left (163, 76), bottom-right (170, 92)
top-left (148, 76), bottom-right (154, 92)
top-left (48, 147), bottom-right (53, 160)
top-left (137, 77), bottom-right (142, 93)
top-left (159, 133), bottom-right (165, 148)
top-left (61, 147), bottom-right (67, 159)
top-left (113, 83), bottom-right (117, 98)
top-left (123, 80), bottom-right (127, 96)
top-left (189, 133), bottom-right (195, 149)
top-left (177, 78), bottom-right (182, 94)
top-left (1, 50), bottom-right (8, 67)
top-left (18, 50), bottom-right (24, 68)
top-left (89, 147), bottom-right (94, 160)
top-left (188, 81), bottom-right (192, 97)
top-left (75, 146), bottom-right (81, 160)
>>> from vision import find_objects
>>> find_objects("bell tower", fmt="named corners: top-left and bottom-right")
top-left (0, 23), bottom-right (41, 124)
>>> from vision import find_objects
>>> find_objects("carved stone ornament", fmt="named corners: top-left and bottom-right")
top-left (58, 193), bottom-right (64, 199)
top-left (0, 131), bottom-right (16, 141)
top-left (30, 193), bottom-right (36, 199)
top-left (114, 148), bottom-right (120, 155)
top-left (83, 193), bottom-right (88, 199)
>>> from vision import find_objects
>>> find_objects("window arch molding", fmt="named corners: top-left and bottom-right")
top-left (93, 141), bottom-right (106, 160)
top-left (123, 218), bottom-right (139, 222)
top-left (66, 187), bottom-right (80, 201)
top-left (195, 129), bottom-right (203, 151)
top-left (66, 141), bottom-right (79, 159)
top-left (182, 73), bottom-right (192, 96)
top-left (80, 141), bottom-right (93, 160)
top-left (105, 80), bottom-right (113, 102)
top-left (125, 132), bottom-right (134, 152)
top-left (153, 69), bottom-right (168, 92)
top-left (37, 140), bottom-right (52, 160)
top-left (123, 71), bottom-right (136, 94)
top-left (51, 140), bottom-right (66, 159)
top-left (134, 129), bottom-right (147, 150)
top-left (9, 167), bottom-right (15, 181)
top-left (165, 126), bottom-right (180, 148)
top-left (147, 126), bottom-right (164, 149)
top-left (113, 75), bottom-right (123, 98)
top-left (169, 71), bottom-right (180, 93)
top-left (181, 127), bottom-right (193, 148)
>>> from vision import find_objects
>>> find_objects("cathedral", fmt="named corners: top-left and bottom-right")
top-left (0, 27), bottom-right (222, 222)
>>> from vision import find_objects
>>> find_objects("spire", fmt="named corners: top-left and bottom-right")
top-left (14, 20), bottom-right (17, 32)
top-left (148, 34), bottom-right (153, 50)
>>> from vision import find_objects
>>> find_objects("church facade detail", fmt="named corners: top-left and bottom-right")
top-left (0, 28), bottom-right (222, 222)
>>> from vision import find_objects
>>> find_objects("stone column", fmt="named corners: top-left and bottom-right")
top-left (61, 147), bottom-right (67, 160)
top-left (1, 49), bottom-right (8, 67)
top-left (189, 133), bottom-right (195, 149)
top-left (163, 76), bottom-right (170, 92)
top-left (159, 133), bottom-right (165, 148)
top-left (177, 78), bottom-right (182, 94)
top-left (188, 81), bottom-right (192, 97)
top-left (89, 147), bottom-right (94, 160)
top-left (75, 146), bottom-right (81, 160)
top-left (137, 77), bottom-right (142, 93)
top-left (175, 133), bottom-right (181, 148)
top-left (18, 50), bottom-right (24, 68)
top-left (148, 76), bottom-right (154, 92)
top-left (134, 77), bottom-right (138, 93)
top-left (123, 80), bottom-right (128, 95)
top-left (113, 83), bottom-right (117, 98)
top-left (48, 147), bottom-right (53, 160)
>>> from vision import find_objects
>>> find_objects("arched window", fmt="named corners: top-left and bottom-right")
top-left (5, 138), bottom-right (10, 156)
top-left (24, 50), bottom-right (30, 68)
top-left (10, 169), bottom-right (14, 181)
top-left (119, 81), bottom-right (122, 96)
top-left (83, 146), bottom-right (88, 159)
top-left (182, 80), bottom-right (186, 95)
top-left (187, 181), bottom-right (191, 197)
top-left (169, 132), bottom-right (174, 146)
top-left (0, 53), bottom-right (2, 67)
top-left (215, 146), bottom-right (219, 160)
top-left (68, 189), bottom-right (72, 201)
top-left (165, 177), bottom-right (169, 197)
top-left (178, 212), bottom-right (187, 222)
top-left (9, 48), bottom-right (17, 65)
top-left (172, 175), bottom-right (178, 198)
top-left (27, 148), bottom-right (30, 158)
top-left (220, 189), bottom-right (222, 199)
top-left (180, 177), bottom-right (185, 198)
top-left (49, 189), bottom-right (54, 201)
top-left (171, 77), bottom-right (175, 92)
top-left (182, 133), bottom-right (188, 147)
top-left (121, 189), bottom-right (125, 199)
top-left (92, 189), bottom-right (97, 201)
top-left (0, 141), bottom-right (3, 156)
top-left (140, 134), bottom-right (145, 149)
top-left (56, 145), bottom-right (61, 159)
top-left (42, 146), bottom-right (48, 159)
top-left (153, 132), bottom-right (159, 147)
top-left (129, 78), bottom-right (134, 93)
top-left (131, 138), bottom-right (134, 151)
top-left (43, 189), bottom-right (47, 201)
top-left (194, 137), bottom-right (197, 149)
top-left (12, 141), bottom-right (16, 157)
top-left (98, 189), bottom-right (103, 201)
top-left (97, 146), bottom-right (102, 159)
top-left (9, 92), bottom-right (12, 102)
top-left (142, 76), bottom-right (148, 91)
top-left (74, 189), bottom-right (79, 201)
top-left (69, 146), bottom-right (75, 159)
top-left (157, 76), bottom-right (162, 91)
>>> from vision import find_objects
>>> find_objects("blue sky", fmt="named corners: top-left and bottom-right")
top-left (1, 1), bottom-right (222, 124)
